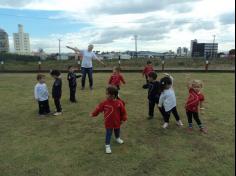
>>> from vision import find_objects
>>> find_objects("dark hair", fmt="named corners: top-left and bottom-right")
top-left (148, 71), bottom-right (157, 80)
top-left (147, 60), bottom-right (152, 64)
top-left (160, 76), bottom-right (172, 91)
top-left (37, 74), bottom-right (45, 81)
top-left (106, 86), bottom-right (118, 98)
top-left (50, 70), bottom-right (61, 77)
top-left (68, 66), bottom-right (73, 70)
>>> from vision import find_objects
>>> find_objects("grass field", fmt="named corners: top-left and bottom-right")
top-left (0, 73), bottom-right (235, 176)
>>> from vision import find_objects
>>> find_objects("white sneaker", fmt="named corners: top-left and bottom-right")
top-left (105, 145), bottom-right (112, 154)
top-left (116, 138), bottom-right (124, 144)
top-left (176, 120), bottom-right (184, 126)
top-left (53, 112), bottom-right (62, 116)
top-left (163, 123), bottom-right (169, 129)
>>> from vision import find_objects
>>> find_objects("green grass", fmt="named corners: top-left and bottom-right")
top-left (1, 58), bottom-right (235, 71)
top-left (0, 73), bottom-right (235, 176)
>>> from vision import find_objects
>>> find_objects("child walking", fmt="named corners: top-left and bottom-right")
top-left (158, 74), bottom-right (183, 129)
top-left (50, 70), bottom-right (62, 116)
top-left (90, 86), bottom-right (127, 154)
top-left (185, 79), bottom-right (207, 133)
top-left (108, 66), bottom-right (126, 90)
top-left (67, 66), bottom-right (81, 103)
top-left (142, 60), bottom-right (154, 85)
top-left (143, 72), bottom-right (161, 120)
top-left (34, 74), bottom-right (50, 116)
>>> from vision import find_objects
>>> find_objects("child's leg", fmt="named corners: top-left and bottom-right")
top-left (193, 112), bottom-right (203, 128)
top-left (186, 111), bottom-right (193, 128)
top-left (54, 98), bottom-right (62, 112)
top-left (148, 100), bottom-right (155, 117)
top-left (158, 106), bottom-right (165, 120)
top-left (171, 107), bottom-right (180, 121)
top-left (145, 75), bottom-right (148, 84)
top-left (105, 129), bottom-right (113, 145)
top-left (44, 100), bottom-right (50, 114)
top-left (70, 86), bottom-right (76, 102)
top-left (163, 110), bottom-right (171, 123)
top-left (38, 101), bottom-right (44, 115)
top-left (114, 128), bottom-right (120, 139)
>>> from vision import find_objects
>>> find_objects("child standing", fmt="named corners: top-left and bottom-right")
top-left (142, 60), bottom-right (154, 84)
top-left (50, 70), bottom-right (62, 116)
top-left (90, 86), bottom-right (127, 154)
top-left (158, 75), bottom-right (183, 129)
top-left (67, 66), bottom-right (81, 103)
top-left (185, 79), bottom-right (207, 133)
top-left (143, 72), bottom-right (161, 120)
top-left (34, 74), bottom-right (50, 116)
top-left (108, 66), bottom-right (126, 90)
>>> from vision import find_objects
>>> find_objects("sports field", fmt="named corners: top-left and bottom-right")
top-left (0, 73), bottom-right (235, 176)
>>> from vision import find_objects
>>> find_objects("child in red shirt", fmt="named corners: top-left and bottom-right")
top-left (90, 86), bottom-right (127, 154)
top-left (108, 66), bottom-right (126, 90)
top-left (143, 60), bottom-right (154, 84)
top-left (185, 79), bottom-right (207, 133)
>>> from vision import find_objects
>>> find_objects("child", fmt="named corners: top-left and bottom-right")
top-left (108, 66), bottom-right (126, 90)
top-left (143, 71), bottom-right (161, 120)
top-left (50, 70), bottom-right (62, 116)
top-left (158, 75), bottom-right (183, 129)
top-left (90, 86), bottom-right (127, 154)
top-left (142, 60), bottom-right (154, 84)
top-left (67, 66), bottom-right (81, 103)
top-left (185, 79), bottom-right (207, 133)
top-left (34, 74), bottom-right (50, 116)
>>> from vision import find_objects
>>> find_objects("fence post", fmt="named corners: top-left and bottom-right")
top-left (38, 61), bottom-right (42, 72)
top-left (162, 59), bottom-right (165, 71)
top-left (118, 55), bottom-right (121, 69)
top-left (1, 61), bottom-right (4, 71)
top-left (205, 60), bottom-right (209, 71)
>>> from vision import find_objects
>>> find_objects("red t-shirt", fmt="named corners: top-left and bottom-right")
top-left (185, 88), bottom-right (205, 112)
top-left (143, 65), bottom-right (154, 76)
top-left (108, 73), bottom-right (126, 87)
top-left (91, 98), bottom-right (127, 129)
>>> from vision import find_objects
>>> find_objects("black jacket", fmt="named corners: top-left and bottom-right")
top-left (143, 81), bottom-right (161, 102)
top-left (52, 78), bottom-right (62, 99)
top-left (67, 72), bottom-right (81, 87)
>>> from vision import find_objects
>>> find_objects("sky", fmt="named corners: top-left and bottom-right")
top-left (0, 0), bottom-right (235, 53)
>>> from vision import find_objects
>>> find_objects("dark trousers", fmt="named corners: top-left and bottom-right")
top-left (69, 86), bottom-right (77, 102)
top-left (105, 128), bottom-right (120, 145)
top-left (38, 100), bottom-right (50, 115)
top-left (186, 111), bottom-right (202, 128)
top-left (81, 67), bottom-right (93, 88)
top-left (54, 98), bottom-right (62, 112)
top-left (149, 100), bottom-right (157, 117)
top-left (159, 106), bottom-right (180, 123)
top-left (145, 75), bottom-right (149, 84)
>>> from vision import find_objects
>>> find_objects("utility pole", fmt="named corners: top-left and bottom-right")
top-left (134, 35), bottom-right (138, 59)
top-left (211, 35), bottom-right (216, 59)
top-left (58, 38), bottom-right (61, 60)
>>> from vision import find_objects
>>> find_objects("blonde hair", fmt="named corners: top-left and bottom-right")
top-left (191, 80), bottom-right (203, 88)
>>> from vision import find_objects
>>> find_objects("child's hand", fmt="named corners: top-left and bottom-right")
top-left (89, 113), bottom-right (93, 117)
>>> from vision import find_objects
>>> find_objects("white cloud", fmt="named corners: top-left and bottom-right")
top-left (1, 0), bottom-right (235, 52)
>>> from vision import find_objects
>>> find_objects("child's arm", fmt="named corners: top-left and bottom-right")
top-left (158, 93), bottom-right (164, 108)
top-left (108, 75), bottom-right (113, 85)
top-left (90, 102), bottom-right (104, 117)
top-left (120, 75), bottom-right (126, 84)
top-left (120, 103), bottom-right (128, 122)
top-left (34, 86), bottom-right (39, 101)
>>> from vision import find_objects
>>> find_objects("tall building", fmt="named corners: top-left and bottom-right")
top-left (0, 28), bottom-right (9, 52)
top-left (13, 24), bottom-right (30, 55)
top-left (177, 47), bottom-right (189, 56)
top-left (190, 39), bottom-right (218, 58)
